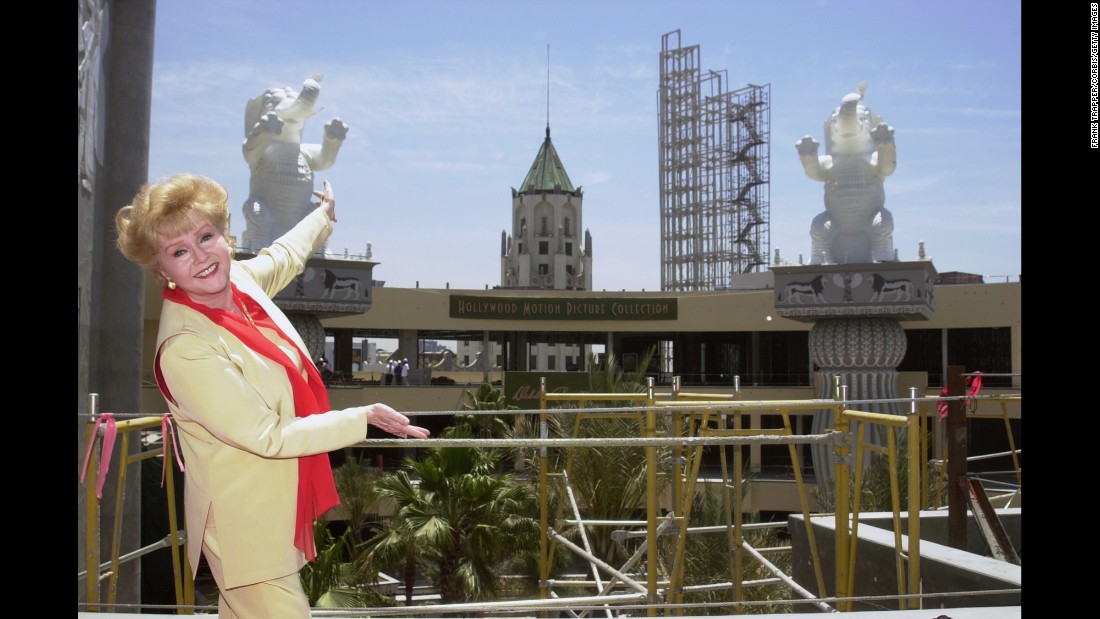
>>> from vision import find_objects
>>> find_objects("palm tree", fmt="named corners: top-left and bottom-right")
top-left (672, 486), bottom-right (792, 615)
top-left (354, 512), bottom-right (420, 605)
top-left (550, 346), bottom-right (668, 565)
top-left (300, 521), bottom-right (394, 609)
top-left (814, 432), bottom-right (920, 513)
top-left (333, 455), bottom-right (384, 547)
top-left (361, 430), bottom-right (539, 603)
top-left (453, 382), bottom-right (517, 439)
top-left (455, 381), bottom-right (546, 478)
top-left (586, 346), bottom-right (657, 395)
top-left (299, 521), bottom-right (350, 606)
top-left (301, 458), bottom-right (395, 609)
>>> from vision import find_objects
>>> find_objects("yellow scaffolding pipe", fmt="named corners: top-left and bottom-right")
top-left (541, 382), bottom-right (655, 612)
top-left (82, 383), bottom-right (1017, 615)
top-left (661, 398), bottom-right (830, 603)
top-left (645, 378), bottom-right (659, 616)
top-left (538, 380), bottom-right (550, 615)
top-left (81, 404), bottom-right (192, 614)
top-left (923, 395), bottom-right (1021, 509)
top-left (634, 395), bottom-right (833, 614)
top-left (836, 407), bottom-right (923, 612)
top-left (665, 406), bottom-right (713, 611)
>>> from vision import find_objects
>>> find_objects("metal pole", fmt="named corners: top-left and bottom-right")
top-left (538, 377), bottom-right (550, 614)
top-left (906, 409), bottom-right (922, 609)
top-left (832, 376), bottom-right (852, 611)
top-left (946, 365), bottom-right (968, 550)
top-left (84, 393), bottom-right (101, 609)
top-left (645, 380), bottom-right (659, 616)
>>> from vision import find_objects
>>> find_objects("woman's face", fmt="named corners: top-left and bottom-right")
top-left (156, 216), bottom-right (233, 305)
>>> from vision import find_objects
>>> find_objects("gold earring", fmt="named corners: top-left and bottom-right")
top-left (167, 280), bottom-right (177, 290)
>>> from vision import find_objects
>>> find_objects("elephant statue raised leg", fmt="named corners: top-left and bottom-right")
top-left (240, 74), bottom-right (349, 252)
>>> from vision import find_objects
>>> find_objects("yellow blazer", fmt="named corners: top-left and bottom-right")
top-left (156, 208), bottom-right (369, 589)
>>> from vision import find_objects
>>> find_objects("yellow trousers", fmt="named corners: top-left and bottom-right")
top-left (201, 512), bottom-right (311, 618)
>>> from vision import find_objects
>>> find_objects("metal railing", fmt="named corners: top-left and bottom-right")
top-left (79, 393), bottom-right (193, 614)
top-left (79, 376), bottom-right (1020, 615)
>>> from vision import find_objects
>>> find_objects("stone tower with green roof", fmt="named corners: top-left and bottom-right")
top-left (501, 126), bottom-right (592, 290)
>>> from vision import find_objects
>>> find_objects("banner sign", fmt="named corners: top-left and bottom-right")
top-left (450, 295), bottom-right (677, 321)
top-left (504, 372), bottom-right (594, 410)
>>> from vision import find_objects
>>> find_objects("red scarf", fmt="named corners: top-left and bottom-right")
top-left (155, 283), bottom-right (338, 562)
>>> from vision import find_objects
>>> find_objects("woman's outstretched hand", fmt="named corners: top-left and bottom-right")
top-left (366, 403), bottom-right (430, 439)
top-left (313, 179), bottom-right (336, 222)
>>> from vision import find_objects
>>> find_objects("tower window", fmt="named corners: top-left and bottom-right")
top-left (539, 241), bottom-right (549, 255)
top-left (566, 242), bottom-right (573, 256)
top-left (538, 264), bottom-right (549, 274)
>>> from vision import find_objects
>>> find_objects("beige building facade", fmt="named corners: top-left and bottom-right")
top-left (140, 275), bottom-right (1021, 402)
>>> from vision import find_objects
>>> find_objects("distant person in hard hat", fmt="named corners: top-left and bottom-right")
top-left (315, 356), bottom-right (333, 386)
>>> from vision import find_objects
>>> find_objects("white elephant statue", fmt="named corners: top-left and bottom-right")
top-left (797, 83), bottom-right (896, 265)
top-left (240, 74), bottom-right (348, 252)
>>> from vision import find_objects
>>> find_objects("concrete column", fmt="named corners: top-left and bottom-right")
top-left (78, 0), bottom-right (157, 607)
top-left (481, 330), bottom-right (490, 383)
top-left (397, 329), bottom-right (418, 383)
top-left (505, 331), bottom-right (528, 371)
top-left (808, 317), bottom-right (908, 498)
top-left (334, 329), bottom-right (355, 376)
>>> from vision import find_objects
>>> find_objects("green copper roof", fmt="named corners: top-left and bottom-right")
top-left (519, 127), bottom-right (575, 193)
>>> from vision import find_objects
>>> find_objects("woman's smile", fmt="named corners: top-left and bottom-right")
top-left (158, 219), bottom-right (234, 308)
top-left (196, 263), bottom-right (219, 278)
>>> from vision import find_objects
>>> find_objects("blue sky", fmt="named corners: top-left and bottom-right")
top-left (148, 0), bottom-right (1022, 292)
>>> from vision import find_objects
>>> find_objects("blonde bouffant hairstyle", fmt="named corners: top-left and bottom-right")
top-left (115, 174), bottom-right (235, 287)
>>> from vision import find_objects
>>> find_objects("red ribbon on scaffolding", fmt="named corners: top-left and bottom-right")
top-left (936, 371), bottom-right (984, 418)
top-left (965, 371), bottom-right (983, 412)
top-left (161, 413), bottom-right (186, 487)
top-left (79, 412), bottom-right (117, 499)
top-left (936, 386), bottom-right (949, 418)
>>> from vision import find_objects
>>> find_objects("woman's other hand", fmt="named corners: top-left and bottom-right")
top-left (365, 403), bottom-right (430, 439)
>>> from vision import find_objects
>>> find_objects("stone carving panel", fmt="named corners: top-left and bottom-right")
top-left (772, 262), bottom-right (936, 322)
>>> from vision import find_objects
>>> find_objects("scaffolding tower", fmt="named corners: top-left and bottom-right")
top-left (658, 30), bottom-right (771, 291)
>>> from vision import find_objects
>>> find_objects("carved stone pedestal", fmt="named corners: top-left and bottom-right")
top-left (773, 261), bottom-right (936, 496)
top-left (237, 251), bottom-right (379, 363)
top-left (808, 316), bottom-right (907, 491)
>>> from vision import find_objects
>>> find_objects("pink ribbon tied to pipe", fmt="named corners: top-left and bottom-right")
top-left (79, 412), bottom-right (116, 499)
top-left (161, 413), bottom-right (186, 485)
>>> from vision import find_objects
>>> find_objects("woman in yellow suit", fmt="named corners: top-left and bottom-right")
top-left (115, 174), bottom-right (429, 618)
